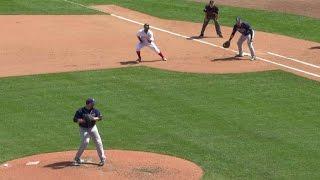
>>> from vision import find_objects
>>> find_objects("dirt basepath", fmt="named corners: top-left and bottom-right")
top-left (0, 150), bottom-right (203, 180)
top-left (0, 5), bottom-right (319, 80)
top-left (195, 0), bottom-right (320, 18)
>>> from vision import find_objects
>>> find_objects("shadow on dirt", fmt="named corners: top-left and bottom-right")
top-left (44, 161), bottom-right (99, 169)
top-left (120, 59), bottom-right (163, 65)
top-left (310, 46), bottom-right (320, 50)
top-left (186, 35), bottom-right (219, 40)
top-left (212, 56), bottom-right (244, 61)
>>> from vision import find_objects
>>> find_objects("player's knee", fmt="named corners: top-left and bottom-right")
top-left (83, 139), bottom-right (90, 145)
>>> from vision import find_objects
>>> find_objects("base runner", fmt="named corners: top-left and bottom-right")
top-left (136, 23), bottom-right (167, 62)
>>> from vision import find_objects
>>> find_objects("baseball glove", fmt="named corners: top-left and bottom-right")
top-left (83, 114), bottom-right (95, 125)
top-left (223, 41), bottom-right (230, 48)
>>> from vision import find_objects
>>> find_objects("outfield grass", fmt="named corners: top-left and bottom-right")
top-left (0, 0), bottom-right (101, 14)
top-left (0, 0), bottom-right (319, 42)
top-left (0, 67), bottom-right (319, 179)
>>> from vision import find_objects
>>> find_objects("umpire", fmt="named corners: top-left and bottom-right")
top-left (199, 0), bottom-right (223, 38)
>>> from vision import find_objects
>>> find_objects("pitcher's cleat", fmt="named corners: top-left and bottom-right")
top-left (73, 158), bottom-right (83, 166)
top-left (235, 54), bottom-right (244, 58)
top-left (98, 160), bottom-right (105, 166)
top-left (250, 56), bottom-right (256, 61)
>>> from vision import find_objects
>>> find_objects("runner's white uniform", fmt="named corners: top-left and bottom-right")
top-left (136, 29), bottom-right (160, 53)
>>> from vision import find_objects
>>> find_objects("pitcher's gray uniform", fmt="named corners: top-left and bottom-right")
top-left (73, 98), bottom-right (106, 166)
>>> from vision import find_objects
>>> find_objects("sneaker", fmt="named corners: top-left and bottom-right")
top-left (250, 56), bottom-right (256, 61)
top-left (235, 54), bottom-right (244, 58)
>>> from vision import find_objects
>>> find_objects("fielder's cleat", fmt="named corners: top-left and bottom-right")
top-left (162, 57), bottom-right (167, 61)
top-left (199, 34), bottom-right (204, 38)
top-left (235, 54), bottom-right (244, 58)
top-left (136, 58), bottom-right (142, 62)
top-left (218, 34), bottom-right (223, 38)
top-left (250, 56), bottom-right (256, 61)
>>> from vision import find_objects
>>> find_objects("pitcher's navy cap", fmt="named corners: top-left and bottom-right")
top-left (86, 98), bottom-right (95, 105)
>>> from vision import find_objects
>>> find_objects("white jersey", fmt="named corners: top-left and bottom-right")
top-left (137, 29), bottom-right (155, 43)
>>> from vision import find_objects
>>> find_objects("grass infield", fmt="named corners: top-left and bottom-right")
top-left (0, 0), bottom-right (319, 42)
top-left (0, 67), bottom-right (319, 179)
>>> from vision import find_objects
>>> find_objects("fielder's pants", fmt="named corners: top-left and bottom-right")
top-left (200, 17), bottom-right (222, 36)
top-left (136, 41), bottom-right (161, 54)
top-left (75, 125), bottom-right (106, 161)
top-left (237, 30), bottom-right (256, 57)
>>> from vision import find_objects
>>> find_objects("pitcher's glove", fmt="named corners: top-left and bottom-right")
top-left (223, 41), bottom-right (230, 48)
top-left (83, 114), bottom-right (95, 125)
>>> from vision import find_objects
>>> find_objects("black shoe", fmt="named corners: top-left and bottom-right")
top-left (218, 34), bottom-right (223, 38)
top-left (199, 34), bottom-right (204, 38)
top-left (73, 158), bottom-right (82, 166)
top-left (235, 54), bottom-right (244, 58)
top-left (98, 160), bottom-right (105, 166)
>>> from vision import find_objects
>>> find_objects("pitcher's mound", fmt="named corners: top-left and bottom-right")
top-left (0, 150), bottom-right (203, 180)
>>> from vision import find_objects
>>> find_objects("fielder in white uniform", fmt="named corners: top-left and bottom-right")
top-left (136, 23), bottom-right (167, 62)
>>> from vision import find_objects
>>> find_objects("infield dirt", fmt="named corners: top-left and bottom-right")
top-left (0, 5), bottom-right (318, 79)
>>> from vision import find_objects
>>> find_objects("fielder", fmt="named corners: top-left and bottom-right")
top-left (136, 23), bottom-right (167, 62)
top-left (199, 0), bottom-right (223, 38)
top-left (227, 17), bottom-right (256, 61)
top-left (73, 98), bottom-right (106, 166)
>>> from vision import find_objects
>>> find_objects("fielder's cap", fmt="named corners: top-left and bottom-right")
top-left (236, 16), bottom-right (241, 23)
top-left (86, 98), bottom-right (95, 105)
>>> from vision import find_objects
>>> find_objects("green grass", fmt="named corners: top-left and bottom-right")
top-left (80, 0), bottom-right (320, 42)
top-left (0, 0), bottom-right (101, 14)
top-left (1, 67), bottom-right (319, 179)
top-left (0, 0), bottom-right (319, 42)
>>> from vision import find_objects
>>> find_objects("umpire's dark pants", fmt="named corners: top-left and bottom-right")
top-left (200, 17), bottom-right (222, 36)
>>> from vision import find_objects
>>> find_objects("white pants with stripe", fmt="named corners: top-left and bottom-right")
top-left (237, 30), bottom-right (255, 57)
top-left (136, 41), bottom-right (160, 54)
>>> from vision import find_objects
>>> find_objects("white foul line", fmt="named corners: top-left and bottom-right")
top-left (267, 52), bottom-right (320, 69)
top-left (62, 0), bottom-right (320, 78)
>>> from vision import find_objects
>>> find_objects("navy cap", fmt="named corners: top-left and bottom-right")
top-left (144, 23), bottom-right (150, 29)
top-left (86, 98), bottom-right (95, 105)
top-left (236, 17), bottom-right (241, 23)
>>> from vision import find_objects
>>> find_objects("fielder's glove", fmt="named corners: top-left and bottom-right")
top-left (223, 41), bottom-right (231, 48)
top-left (83, 114), bottom-right (95, 125)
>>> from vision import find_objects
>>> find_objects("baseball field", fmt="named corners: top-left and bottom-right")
top-left (0, 0), bottom-right (320, 179)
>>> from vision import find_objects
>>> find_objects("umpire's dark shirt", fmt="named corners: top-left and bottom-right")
top-left (204, 5), bottom-right (219, 18)
top-left (73, 107), bottom-right (102, 128)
